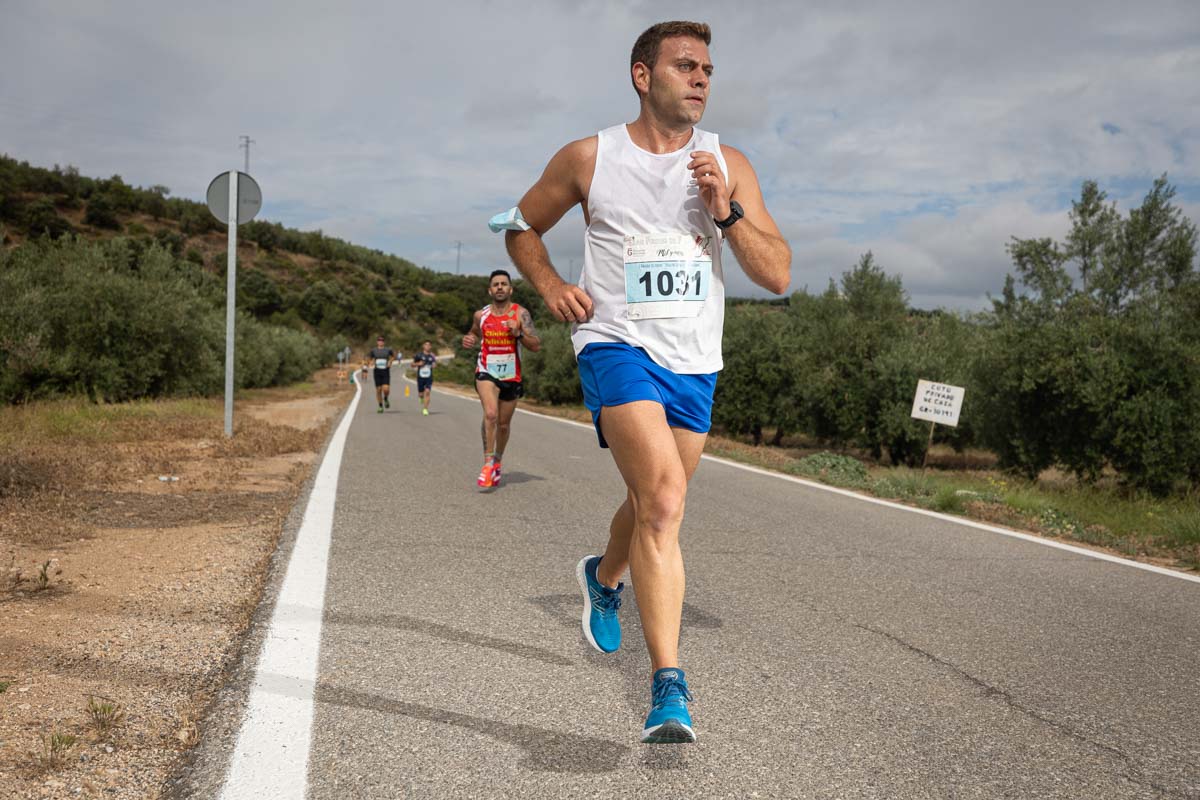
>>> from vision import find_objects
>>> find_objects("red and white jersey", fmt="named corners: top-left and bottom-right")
top-left (476, 303), bottom-right (523, 382)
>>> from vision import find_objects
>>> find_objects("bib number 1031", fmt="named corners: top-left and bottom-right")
top-left (636, 267), bottom-right (705, 299)
top-left (623, 232), bottom-right (712, 311)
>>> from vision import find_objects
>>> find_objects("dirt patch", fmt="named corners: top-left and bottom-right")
top-left (0, 369), bottom-right (352, 799)
top-left (241, 394), bottom-right (344, 432)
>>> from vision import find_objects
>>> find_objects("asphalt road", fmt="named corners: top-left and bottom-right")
top-left (176, 380), bottom-right (1200, 799)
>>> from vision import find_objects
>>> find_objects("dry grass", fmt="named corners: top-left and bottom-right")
top-left (38, 730), bottom-right (78, 771)
top-left (85, 694), bottom-right (125, 740)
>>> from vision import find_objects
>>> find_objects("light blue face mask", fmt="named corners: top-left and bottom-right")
top-left (488, 206), bottom-right (531, 233)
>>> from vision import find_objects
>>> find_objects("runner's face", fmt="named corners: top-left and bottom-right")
top-left (489, 277), bottom-right (511, 303)
top-left (422, 343), bottom-right (432, 353)
top-left (646, 36), bottom-right (712, 126)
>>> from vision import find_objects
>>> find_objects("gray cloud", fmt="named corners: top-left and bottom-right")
top-left (1, 0), bottom-right (1196, 310)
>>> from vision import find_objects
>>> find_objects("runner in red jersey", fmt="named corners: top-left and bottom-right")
top-left (462, 270), bottom-right (542, 488)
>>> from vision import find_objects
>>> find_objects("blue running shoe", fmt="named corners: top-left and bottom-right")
top-left (641, 667), bottom-right (696, 744)
top-left (576, 555), bottom-right (623, 653)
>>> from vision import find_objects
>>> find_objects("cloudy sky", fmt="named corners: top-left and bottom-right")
top-left (2, 0), bottom-right (1197, 309)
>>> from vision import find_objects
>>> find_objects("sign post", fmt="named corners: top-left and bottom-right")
top-left (910, 379), bottom-right (966, 471)
top-left (206, 171), bottom-right (263, 437)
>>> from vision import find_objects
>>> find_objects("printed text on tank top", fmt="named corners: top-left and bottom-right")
top-left (477, 304), bottom-right (522, 382)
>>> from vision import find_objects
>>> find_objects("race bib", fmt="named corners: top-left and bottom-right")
top-left (486, 352), bottom-right (516, 381)
top-left (418, 366), bottom-right (432, 378)
top-left (374, 358), bottom-right (389, 370)
top-left (624, 232), bottom-right (712, 320)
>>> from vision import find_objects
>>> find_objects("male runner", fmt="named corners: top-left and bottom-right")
top-left (411, 340), bottom-right (437, 416)
top-left (366, 335), bottom-right (396, 413)
top-left (461, 270), bottom-right (542, 488)
top-left (498, 21), bottom-right (790, 743)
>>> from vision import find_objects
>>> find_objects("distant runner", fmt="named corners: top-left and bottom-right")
top-left (411, 340), bottom-right (437, 416)
top-left (461, 270), bottom-right (541, 488)
top-left (366, 335), bottom-right (396, 413)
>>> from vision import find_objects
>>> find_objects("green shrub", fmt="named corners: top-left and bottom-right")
top-left (0, 237), bottom-right (324, 404)
top-left (787, 452), bottom-right (869, 488)
top-left (871, 470), bottom-right (936, 502)
top-left (23, 198), bottom-right (73, 239)
top-left (975, 177), bottom-right (1199, 495)
top-left (83, 193), bottom-right (121, 230)
top-left (520, 324), bottom-right (582, 404)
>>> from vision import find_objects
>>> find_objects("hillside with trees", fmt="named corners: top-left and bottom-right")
top-left (0, 155), bottom-right (545, 402)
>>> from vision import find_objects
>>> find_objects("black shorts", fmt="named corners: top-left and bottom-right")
top-left (417, 376), bottom-right (433, 393)
top-left (475, 372), bottom-right (524, 402)
top-left (373, 368), bottom-right (390, 386)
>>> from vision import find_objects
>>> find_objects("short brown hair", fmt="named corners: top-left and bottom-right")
top-left (630, 21), bottom-right (712, 96)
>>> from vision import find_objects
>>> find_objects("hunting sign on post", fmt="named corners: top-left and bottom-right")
top-left (911, 380), bottom-right (965, 427)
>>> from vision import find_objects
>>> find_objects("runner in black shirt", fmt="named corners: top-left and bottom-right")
top-left (366, 335), bottom-right (396, 413)
top-left (411, 340), bottom-right (437, 416)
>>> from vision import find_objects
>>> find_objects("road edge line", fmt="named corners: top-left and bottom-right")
top-left (217, 374), bottom-right (363, 798)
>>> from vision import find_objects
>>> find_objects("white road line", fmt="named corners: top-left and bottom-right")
top-left (430, 382), bottom-right (1200, 586)
top-left (218, 376), bottom-right (363, 800)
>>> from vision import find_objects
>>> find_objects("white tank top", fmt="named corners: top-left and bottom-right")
top-left (572, 123), bottom-right (727, 373)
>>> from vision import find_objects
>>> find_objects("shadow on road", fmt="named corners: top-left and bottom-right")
top-left (325, 609), bottom-right (574, 666)
top-left (316, 683), bottom-right (630, 773)
top-left (494, 471), bottom-right (544, 485)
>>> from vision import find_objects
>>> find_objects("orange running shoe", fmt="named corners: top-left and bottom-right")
top-left (491, 461), bottom-right (502, 486)
top-left (476, 460), bottom-right (495, 488)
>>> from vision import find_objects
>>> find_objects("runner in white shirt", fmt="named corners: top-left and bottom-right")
top-left (496, 21), bottom-right (791, 743)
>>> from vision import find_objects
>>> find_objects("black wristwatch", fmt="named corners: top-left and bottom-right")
top-left (715, 200), bottom-right (744, 230)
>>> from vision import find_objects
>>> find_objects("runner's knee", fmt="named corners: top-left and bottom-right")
top-left (631, 478), bottom-right (686, 539)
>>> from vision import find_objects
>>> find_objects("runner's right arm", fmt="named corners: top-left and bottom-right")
top-left (462, 310), bottom-right (483, 349)
top-left (505, 138), bottom-right (597, 323)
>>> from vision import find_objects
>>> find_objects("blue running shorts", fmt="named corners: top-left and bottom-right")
top-left (576, 342), bottom-right (718, 449)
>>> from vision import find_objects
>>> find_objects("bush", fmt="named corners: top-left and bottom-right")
top-left (23, 198), bottom-right (73, 239)
top-left (787, 452), bottom-right (869, 487)
top-left (713, 304), bottom-right (795, 445)
top-left (521, 324), bottom-right (582, 404)
top-left (83, 193), bottom-right (121, 230)
top-left (975, 177), bottom-right (1200, 494)
top-left (0, 236), bottom-right (324, 404)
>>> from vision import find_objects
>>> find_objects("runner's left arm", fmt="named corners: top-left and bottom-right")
top-left (516, 308), bottom-right (542, 352)
top-left (692, 146), bottom-right (791, 295)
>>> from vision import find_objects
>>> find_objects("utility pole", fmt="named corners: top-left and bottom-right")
top-left (239, 135), bottom-right (256, 174)
top-left (456, 240), bottom-right (462, 274)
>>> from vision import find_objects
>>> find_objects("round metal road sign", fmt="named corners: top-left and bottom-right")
top-left (206, 171), bottom-right (262, 224)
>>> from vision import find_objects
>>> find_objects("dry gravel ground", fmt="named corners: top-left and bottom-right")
top-left (0, 372), bottom-right (352, 799)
